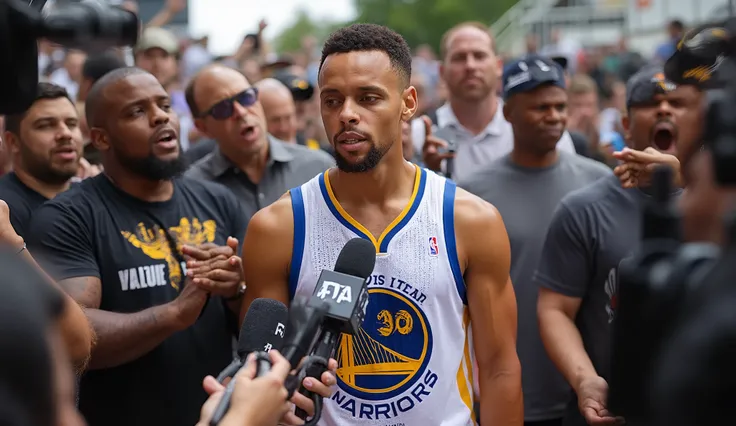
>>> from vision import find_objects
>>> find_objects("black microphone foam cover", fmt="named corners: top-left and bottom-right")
top-left (333, 238), bottom-right (376, 279)
top-left (237, 298), bottom-right (288, 358)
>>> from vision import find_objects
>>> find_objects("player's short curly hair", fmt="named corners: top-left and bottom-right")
top-left (319, 23), bottom-right (412, 88)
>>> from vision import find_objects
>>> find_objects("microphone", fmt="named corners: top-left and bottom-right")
top-left (293, 238), bottom-right (376, 422)
top-left (209, 298), bottom-right (287, 425)
top-left (216, 298), bottom-right (288, 383)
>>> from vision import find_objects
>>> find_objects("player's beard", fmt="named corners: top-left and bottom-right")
top-left (334, 140), bottom-right (392, 173)
top-left (114, 145), bottom-right (188, 181)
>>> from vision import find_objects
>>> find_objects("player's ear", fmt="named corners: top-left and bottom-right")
top-left (402, 85), bottom-right (418, 122)
top-left (2, 131), bottom-right (20, 155)
top-left (621, 112), bottom-right (631, 141)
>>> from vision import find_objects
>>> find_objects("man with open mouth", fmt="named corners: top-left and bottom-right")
top-left (535, 64), bottom-right (702, 426)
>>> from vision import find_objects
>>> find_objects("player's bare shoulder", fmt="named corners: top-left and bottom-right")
top-left (243, 192), bottom-right (295, 260)
top-left (453, 187), bottom-right (510, 268)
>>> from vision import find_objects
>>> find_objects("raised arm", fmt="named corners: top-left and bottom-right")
top-left (0, 200), bottom-right (93, 370)
top-left (239, 194), bottom-right (295, 326)
top-left (28, 202), bottom-right (207, 370)
top-left (455, 189), bottom-right (523, 426)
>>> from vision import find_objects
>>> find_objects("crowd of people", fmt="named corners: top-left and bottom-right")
top-left (0, 1), bottom-right (730, 425)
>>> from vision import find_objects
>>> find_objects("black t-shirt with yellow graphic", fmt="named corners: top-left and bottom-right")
top-left (28, 174), bottom-right (248, 426)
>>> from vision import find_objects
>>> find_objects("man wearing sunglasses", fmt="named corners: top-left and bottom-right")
top-left (184, 64), bottom-right (334, 226)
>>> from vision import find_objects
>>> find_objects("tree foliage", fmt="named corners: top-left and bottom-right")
top-left (273, 0), bottom-right (519, 55)
top-left (351, 0), bottom-right (519, 53)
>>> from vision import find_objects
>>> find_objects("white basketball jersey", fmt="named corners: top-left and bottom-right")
top-left (288, 164), bottom-right (476, 426)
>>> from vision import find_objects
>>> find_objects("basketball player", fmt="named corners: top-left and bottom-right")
top-left (241, 24), bottom-right (522, 426)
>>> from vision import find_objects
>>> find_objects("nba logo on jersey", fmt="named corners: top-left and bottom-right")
top-left (428, 236), bottom-right (439, 256)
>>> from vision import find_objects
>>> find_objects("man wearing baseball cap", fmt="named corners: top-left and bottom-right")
top-left (536, 64), bottom-right (702, 426)
top-left (461, 54), bottom-right (611, 426)
top-left (613, 22), bottom-right (727, 190)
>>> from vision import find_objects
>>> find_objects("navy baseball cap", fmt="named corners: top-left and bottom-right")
top-left (503, 54), bottom-right (566, 99)
top-left (626, 65), bottom-right (677, 108)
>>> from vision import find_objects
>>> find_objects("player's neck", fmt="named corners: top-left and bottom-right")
top-left (103, 164), bottom-right (174, 203)
top-left (510, 146), bottom-right (559, 169)
top-left (331, 156), bottom-right (416, 205)
top-left (448, 94), bottom-right (498, 135)
top-left (12, 165), bottom-right (70, 200)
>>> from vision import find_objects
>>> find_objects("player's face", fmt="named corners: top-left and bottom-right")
top-left (505, 85), bottom-right (567, 153)
top-left (319, 50), bottom-right (417, 173)
top-left (624, 85), bottom-right (702, 155)
top-left (93, 73), bottom-right (185, 180)
top-left (9, 97), bottom-right (83, 184)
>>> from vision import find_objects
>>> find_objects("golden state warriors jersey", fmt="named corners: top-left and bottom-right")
top-left (288, 164), bottom-right (476, 426)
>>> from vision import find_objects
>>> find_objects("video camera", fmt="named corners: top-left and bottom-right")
top-left (608, 17), bottom-right (736, 426)
top-left (0, 0), bottom-right (139, 115)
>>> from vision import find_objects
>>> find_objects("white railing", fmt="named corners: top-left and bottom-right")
top-left (491, 0), bottom-right (559, 54)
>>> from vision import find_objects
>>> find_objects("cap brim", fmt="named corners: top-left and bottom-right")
top-left (663, 51), bottom-right (686, 85)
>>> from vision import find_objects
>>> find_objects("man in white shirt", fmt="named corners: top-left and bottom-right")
top-left (413, 22), bottom-right (576, 182)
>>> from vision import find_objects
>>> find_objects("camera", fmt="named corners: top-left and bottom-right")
top-left (608, 17), bottom-right (736, 426)
top-left (0, 0), bottom-right (140, 114)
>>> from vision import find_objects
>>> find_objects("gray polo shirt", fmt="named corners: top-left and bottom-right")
top-left (184, 137), bottom-right (334, 222)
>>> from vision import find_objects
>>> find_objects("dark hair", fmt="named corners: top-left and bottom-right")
top-left (319, 23), bottom-right (412, 88)
top-left (670, 19), bottom-right (685, 31)
top-left (83, 51), bottom-right (127, 83)
top-left (4, 83), bottom-right (72, 136)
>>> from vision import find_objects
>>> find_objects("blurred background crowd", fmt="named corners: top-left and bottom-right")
top-left (0, 0), bottom-right (729, 175)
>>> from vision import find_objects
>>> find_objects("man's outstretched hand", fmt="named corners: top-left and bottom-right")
top-left (613, 147), bottom-right (682, 189)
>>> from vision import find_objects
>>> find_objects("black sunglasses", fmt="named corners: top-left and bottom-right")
top-left (200, 87), bottom-right (259, 120)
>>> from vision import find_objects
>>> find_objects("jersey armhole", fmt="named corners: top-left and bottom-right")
top-left (288, 187), bottom-right (306, 302)
top-left (442, 180), bottom-right (468, 305)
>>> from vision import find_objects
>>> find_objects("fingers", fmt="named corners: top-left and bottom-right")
top-left (302, 372), bottom-right (335, 398)
top-left (187, 255), bottom-right (230, 272)
top-left (181, 244), bottom-right (235, 261)
top-left (328, 358), bottom-right (338, 372)
top-left (268, 350), bottom-right (292, 380)
top-left (291, 391), bottom-right (315, 417)
top-left (227, 236), bottom-right (239, 253)
top-left (422, 115), bottom-right (433, 137)
top-left (202, 375), bottom-right (225, 395)
top-left (237, 354), bottom-right (258, 380)
top-left (280, 411), bottom-right (306, 425)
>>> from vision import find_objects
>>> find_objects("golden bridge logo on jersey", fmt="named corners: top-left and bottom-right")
top-left (119, 218), bottom-right (216, 291)
top-left (332, 274), bottom-right (437, 420)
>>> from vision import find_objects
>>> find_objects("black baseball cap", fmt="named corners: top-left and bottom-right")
top-left (502, 54), bottom-right (566, 99)
top-left (664, 21), bottom-right (730, 89)
top-left (626, 65), bottom-right (677, 108)
top-left (274, 71), bottom-right (314, 102)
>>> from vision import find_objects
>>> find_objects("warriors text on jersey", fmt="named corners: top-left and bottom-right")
top-left (289, 164), bottom-right (476, 426)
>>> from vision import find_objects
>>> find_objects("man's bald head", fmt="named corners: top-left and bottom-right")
top-left (254, 78), bottom-right (298, 143)
top-left (85, 67), bottom-right (150, 128)
top-left (256, 78), bottom-right (294, 106)
top-left (185, 63), bottom-right (246, 117)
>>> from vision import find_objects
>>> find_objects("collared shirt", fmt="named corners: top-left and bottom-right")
top-left (411, 99), bottom-right (577, 183)
top-left (185, 137), bottom-right (335, 222)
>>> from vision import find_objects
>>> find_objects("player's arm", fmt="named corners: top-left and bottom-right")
top-left (456, 189), bottom-right (523, 426)
top-left (239, 194), bottom-right (294, 326)
top-left (28, 203), bottom-right (187, 371)
top-left (535, 202), bottom-right (597, 394)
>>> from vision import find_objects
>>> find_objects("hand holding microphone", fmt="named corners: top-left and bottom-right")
top-left (199, 350), bottom-right (293, 426)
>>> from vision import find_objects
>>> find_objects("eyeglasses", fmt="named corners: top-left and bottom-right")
top-left (200, 87), bottom-right (259, 120)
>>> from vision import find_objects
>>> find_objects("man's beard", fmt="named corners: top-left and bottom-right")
top-left (333, 141), bottom-right (391, 173)
top-left (115, 147), bottom-right (188, 181)
top-left (20, 146), bottom-right (77, 185)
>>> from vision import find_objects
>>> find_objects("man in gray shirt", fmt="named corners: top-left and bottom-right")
top-left (459, 55), bottom-right (610, 426)
top-left (535, 66), bottom-right (703, 426)
top-left (183, 64), bottom-right (334, 223)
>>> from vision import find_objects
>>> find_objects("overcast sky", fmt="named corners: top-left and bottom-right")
top-left (189, 0), bottom-right (357, 55)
